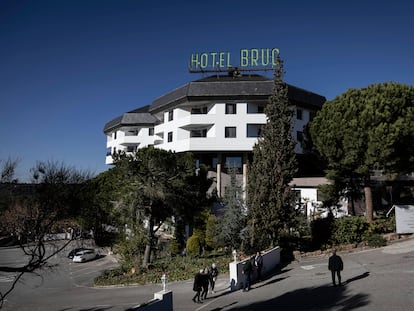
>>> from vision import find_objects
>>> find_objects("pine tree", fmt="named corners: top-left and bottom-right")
top-left (247, 54), bottom-right (298, 250)
top-left (218, 166), bottom-right (246, 250)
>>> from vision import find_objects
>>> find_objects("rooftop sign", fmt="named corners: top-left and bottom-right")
top-left (189, 48), bottom-right (279, 73)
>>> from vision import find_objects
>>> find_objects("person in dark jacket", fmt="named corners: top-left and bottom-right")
top-left (328, 249), bottom-right (344, 286)
top-left (192, 269), bottom-right (203, 303)
top-left (209, 263), bottom-right (219, 293)
top-left (255, 251), bottom-right (263, 281)
top-left (201, 267), bottom-right (209, 300)
top-left (242, 257), bottom-right (254, 291)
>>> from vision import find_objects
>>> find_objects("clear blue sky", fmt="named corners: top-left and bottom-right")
top-left (1, 0), bottom-right (413, 182)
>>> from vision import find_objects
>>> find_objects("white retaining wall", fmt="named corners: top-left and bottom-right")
top-left (229, 246), bottom-right (281, 291)
top-left (129, 290), bottom-right (173, 311)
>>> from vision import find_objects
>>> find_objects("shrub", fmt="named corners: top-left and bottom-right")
top-left (310, 215), bottom-right (334, 249)
top-left (365, 233), bottom-right (387, 247)
top-left (205, 214), bottom-right (219, 250)
top-left (114, 234), bottom-right (146, 267)
top-left (168, 238), bottom-right (181, 256)
top-left (331, 216), bottom-right (368, 245)
top-left (186, 234), bottom-right (202, 256)
top-left (369, 216), bottom-right (396, 234)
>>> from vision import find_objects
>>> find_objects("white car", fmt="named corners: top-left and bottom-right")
top-left (72, 249), bottom-right (98, 263)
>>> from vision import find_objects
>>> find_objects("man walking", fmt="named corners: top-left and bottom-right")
top-left (192, 269), bottom-right (203, 303)
top-left (242, 256), bottom-right (254, 291)
top-left (209, 263), bottom-right (219, 293)
top-left (328, 249), bottom-right (344, 286)
top-left (255, 251), bottom-right (263, 281)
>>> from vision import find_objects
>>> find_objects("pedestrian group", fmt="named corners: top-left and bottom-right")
top-left (192, 263), bottom-right (219, 303)
top-left (193, 248), bottom-right (346, 303)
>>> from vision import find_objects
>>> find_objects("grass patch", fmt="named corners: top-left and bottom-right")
top-left (94, 251), bottom-right (232, 286)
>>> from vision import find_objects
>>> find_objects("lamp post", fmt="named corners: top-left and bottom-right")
top-left (232, 249), bottom-right (237, 262)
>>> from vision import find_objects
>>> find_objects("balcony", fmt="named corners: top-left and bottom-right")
top-left (117, 135), bottom-right (140, 145)
top-left (159, 137), bottom-right (257, 153)
top-left (175, 114), bottom-right (216, 127)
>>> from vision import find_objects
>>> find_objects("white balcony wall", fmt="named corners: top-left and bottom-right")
top-left (177, 127), bottom-right (188, 141)
top-left (110, 101), bottom-right (313, 156)
top-left (105, 155), bottom-right (113, 165)
top-left (106, 134), bottom-right (115, 148)
top-left (105, 126), bottom-right (157, 164)
top-left (176, 107), bottom-right (189, 119)
top-left (178, 114), bottom-right (217, 127)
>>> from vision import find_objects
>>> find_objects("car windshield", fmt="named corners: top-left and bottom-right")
top-left (75, 249), bottom-right (94, 255)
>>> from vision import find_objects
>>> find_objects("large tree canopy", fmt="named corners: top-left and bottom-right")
top-left (113, 147), bottom-right (209, 265)
top-left (310, 82), bottom-right (414, 221)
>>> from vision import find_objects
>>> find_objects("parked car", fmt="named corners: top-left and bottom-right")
top-left (67, 247), bottom-right (88, 259)
top-left (72, 249), bottom-right (98, 263)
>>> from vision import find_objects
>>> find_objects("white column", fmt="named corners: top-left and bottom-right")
top-left (242, 163), bottom-right (248, 202)
top-left (217, 163), bottom-right (222, 197)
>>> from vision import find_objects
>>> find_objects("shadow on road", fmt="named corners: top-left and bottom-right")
top-left (214, 284), bottom-right (370, 311)
top-left (344, 272), bottom-right (370, 285)
top-left (254, 276), bottom-right (288, 289)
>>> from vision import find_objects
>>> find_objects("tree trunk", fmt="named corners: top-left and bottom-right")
top-left (143, 243), bottom-right (151, 266)
top-left (143, 218), bottom-right (154, 266)
top-left (364, 182), bottom-right (373, 223)
top-left (350, 197), bottom-right (356, 216)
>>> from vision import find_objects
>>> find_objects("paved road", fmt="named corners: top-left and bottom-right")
top-left (176, 237), bottom-right (414, 311)
top-left (1, 238), bottom-right (414, 310)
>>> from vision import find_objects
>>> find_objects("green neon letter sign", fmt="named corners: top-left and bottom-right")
top-left (240, 49), bottom-right (248, 67)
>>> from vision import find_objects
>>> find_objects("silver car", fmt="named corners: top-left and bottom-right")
top-left (72, 249), bottom-right (97, 263)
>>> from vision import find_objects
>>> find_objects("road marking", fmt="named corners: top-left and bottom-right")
top-left (301, 263), bottom-right (326, 270)
top-left (195, 296), bottom-right (222, 310)
top-left (0, 275), bottom-right (15, 282)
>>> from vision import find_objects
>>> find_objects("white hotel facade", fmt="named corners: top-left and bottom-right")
top-left (104, 73), bottom-right (344, 217)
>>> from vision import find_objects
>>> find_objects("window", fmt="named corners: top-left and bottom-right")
top-left (296, 109), bottom-right (303, 120)
top-left (167, 131), bottom-right (173, 142)
top-left (127, 130), bottom-right (138, 136)
top-left (126, 146), bottom-right (136, 153)
top-left (293, 190), bottom-right (301, 204)
top-left (149, 127), bottom-right (154, 136)
top-left (190, 129), bottom-right (207, 137)
top-left (113, 131), bottom-right (117, 139)
top-left (168, 110), bottom-right (174, 121)
top-left (225, 127), bottom-right (236, 138)
top-left (247, 124), bottom-right (262, 137)
top-left (247, 103), bottom-right (265, 114)
top-left (309, 111), bottom-right (316, 121)
top-left (225, 103), bottom-right (237, 114)
top-left (224, 156), bottom-right (242, 173)
top-left (191, 106), bottom-right (207, 114)
top-left (317, 189), bottom-right (327, 202)
top-left (225, 156), bottom-right (241, 168)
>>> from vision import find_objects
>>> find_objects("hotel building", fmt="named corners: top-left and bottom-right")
top-left (103, 73), bottom-right (338, 215)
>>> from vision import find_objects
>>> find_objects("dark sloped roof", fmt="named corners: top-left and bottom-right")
top-left (127, 105), bottom-right (151, 113)
top-left (150, 74), bottom-right (326, 113)
top-left (103, 105), bottom-right (157, 133)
